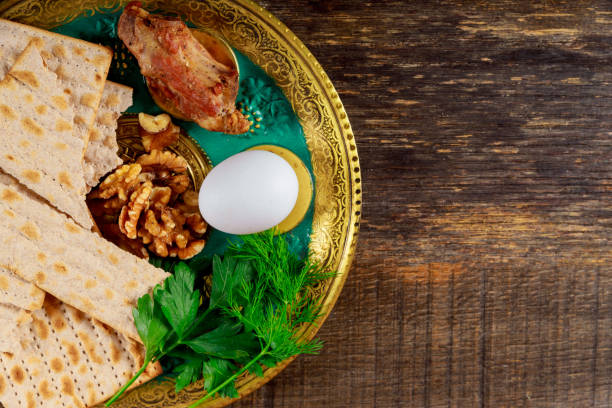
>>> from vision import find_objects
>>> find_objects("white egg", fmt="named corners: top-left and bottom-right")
top-left (198, 150), bottom-right (299, 235)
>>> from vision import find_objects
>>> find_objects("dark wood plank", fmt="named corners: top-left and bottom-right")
top-left (233, 1), bottom-right (612, 407)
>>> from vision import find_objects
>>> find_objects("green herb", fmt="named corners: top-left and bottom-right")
top-left (106, 230), bottom-right (332, 407)
top-left (155, 262), bottom-right (200, 339)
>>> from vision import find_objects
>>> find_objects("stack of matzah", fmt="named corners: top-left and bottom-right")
top-left (0, 19), bottom-right (169, 408)
top-left (0, 296), bottom-right (162, 408)
top-left (0, 41), bottom-right (92, 228)
top-left (0, 19), bottom-right (112, 161)
top-left (0, 18), bottom-right (133, 222)
top-left (0, 171), bottom-right (169, 341)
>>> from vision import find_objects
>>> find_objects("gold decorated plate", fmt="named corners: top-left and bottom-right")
top-left (0, 1), bottom-right (361, 406)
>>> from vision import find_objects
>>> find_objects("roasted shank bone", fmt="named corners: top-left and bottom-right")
top-left (118, 1), bottom-right (251, 134)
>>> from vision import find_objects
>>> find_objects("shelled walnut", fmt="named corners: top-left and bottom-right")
top-left (138, 113), bottom-right (180, 152)
top-left (118, 181), bottom-right (153, 239)
top-left (175, 190), bottom-right (199, 214)
top-left (137, 150), bottom-right (190, 197)
top-left (87, 114), bottom-right (207, 260)
top-left (138, 207), bottom-right (207, 258)
top-left (149, 186), bottom-right (172, 210)
top-left (138, 150), bottom-right (190, 195)
top-left (138, 149), bottom-right (188, 173)
top-left (89, 163), bottom-right (142, 201)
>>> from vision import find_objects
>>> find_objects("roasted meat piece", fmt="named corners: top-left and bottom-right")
top-left (118, 2), bottom-right (251, 134)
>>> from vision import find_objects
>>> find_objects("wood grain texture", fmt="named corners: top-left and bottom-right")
top-left (233, 1), bottom-right (611, 407)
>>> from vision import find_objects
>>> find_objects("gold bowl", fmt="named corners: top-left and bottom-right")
top-left (0, 1), bottom-right (361, 407)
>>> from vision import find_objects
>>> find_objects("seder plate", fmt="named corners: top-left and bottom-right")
top-left (0, 1), bottom-right (361, 407)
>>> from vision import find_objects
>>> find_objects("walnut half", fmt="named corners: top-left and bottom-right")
top-left (90, 163), bottom-right (142, 201)
top-left (118, 181), bottom-right (153, 239)
top-left (170, 240), bottom-right (206, 259)
top-left (139, 112), bottom-right (171, 133)
top-left (137, 150), bottom-right (188, 173)
top-left (139, 113), bottom-right (180, 152)
top-left (138, 207), bottom-right (207, 259)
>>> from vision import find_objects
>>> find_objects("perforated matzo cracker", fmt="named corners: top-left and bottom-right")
top-left (84, 81), bottom-right (133, 189)
top-left (0, 41), bottom-right (92, 228)
top-left (0, 172), bottom-right (169, 341)
top-left (0, 18), bottom-right (112, 158)
top-left (0, 296), bottom-right (162, 408)
top-left (0, 267), bottom-right (45, 311)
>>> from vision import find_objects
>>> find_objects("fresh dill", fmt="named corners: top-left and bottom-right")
top-left (106, 230), bottom-right (332, 407)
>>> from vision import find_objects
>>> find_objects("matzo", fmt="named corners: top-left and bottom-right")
top-left (0, 173), bottom-right (169, 341)
top-left (0, 296), bottom-right (162, 408)
top-left (84, 81), bottom-right (133, 189)
top-left (0, 267), bottom-right (45, 311)
top-left (0, 18), bottom-right (112, 157)
top-left (7, 38), bottom-right (73, 123)
top-left (0, 303), bottom-right (31, 352)
top-left (0, 44), bottom-right (92, 229)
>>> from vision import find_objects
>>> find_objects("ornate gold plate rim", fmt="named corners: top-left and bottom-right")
top-left (0, 0), bottom-right (361, 407)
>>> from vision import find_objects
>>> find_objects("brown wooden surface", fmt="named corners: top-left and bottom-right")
top-left (234, 1), bottom-right (612, 407)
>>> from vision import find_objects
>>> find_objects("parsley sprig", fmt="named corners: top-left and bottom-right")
top-left (106, 231), bottom-right (332, 407)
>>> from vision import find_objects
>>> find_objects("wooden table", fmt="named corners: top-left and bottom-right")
top-left (235, 1), bottom-right (612, 407)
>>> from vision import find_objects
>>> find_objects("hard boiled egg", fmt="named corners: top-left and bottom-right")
top-left (198, 150), bottom-right (299, 235)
